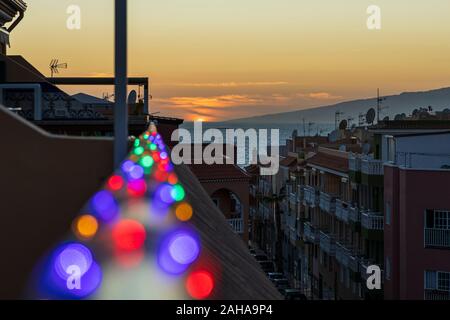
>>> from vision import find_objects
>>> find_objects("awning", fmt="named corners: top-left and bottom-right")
top-left (0, 28), bottom-right (10, 47)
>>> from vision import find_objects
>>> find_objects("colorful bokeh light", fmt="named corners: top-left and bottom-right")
top-left (112, 219), bottom-right (147, 253)
top-left (90, 190), bottom-right (119, 223)
top-left (176, 203), bottom-right (193, 222)
top-left (157, 228), bottom-right (200, 275)
top-left (74, 215), bottom-right (99, 240)
top-left (186, 271), bottom-right (215, 300)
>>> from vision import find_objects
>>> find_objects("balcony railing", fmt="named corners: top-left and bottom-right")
top-left (361, 158), bottom-right (384, 176)
top-left (425, 290), bottom-right (450, 301)
top-left (348, 255), bottom-right (360, 273)
top-left (349, 154), bottom-right (362, 172)
top-left (361, 211), bottom-right (384, 230)
top-left (335, 199), bottom-right (349, 223)
top-left (297, 185), bottom-right (304, 202)
top-left (335, 242), bottom-right (351, 267)
top-left (348, 205), bottom-right (360, 223)
top-left (289, 192), bottom-right (298, 205)
top-left (319, 231), bottom-right (336, 256)
top-left (319, 192), bottom-right (336, 214)
top-left (303, 185), bottom-right (318, 207)
top-left (228, 219), bottom-right (244, 234)
top-left (304, 222), bottom-right (319, 243)
top-left (425, 228), bottom-right (450, 248)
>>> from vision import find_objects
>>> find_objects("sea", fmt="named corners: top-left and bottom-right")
top-left (180, 121), bottom-right (335, 166)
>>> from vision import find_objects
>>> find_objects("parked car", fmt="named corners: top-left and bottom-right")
top-left (259, 261), bottom-right (275, 273)
top-left (282, 289), bottom-right (308, 301)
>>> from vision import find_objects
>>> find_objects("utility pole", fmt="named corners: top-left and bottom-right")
top-left (114, 0), bottom-right (128, 168)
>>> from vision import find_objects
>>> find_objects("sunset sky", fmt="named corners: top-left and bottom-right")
top-left (8, 0), bottom-right (450, 121)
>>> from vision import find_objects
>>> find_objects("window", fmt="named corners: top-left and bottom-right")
top-left (425, 210), bottom-right (450, 229)
top-left (425, 271), bottom-right (450, 292)
top-left (385, 202), bottom-right (391, 226)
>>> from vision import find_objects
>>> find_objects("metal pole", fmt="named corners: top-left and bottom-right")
top-left (144, 83), bottom-right (149, 115)
top-left (114, 0), bottom-right (128, 167)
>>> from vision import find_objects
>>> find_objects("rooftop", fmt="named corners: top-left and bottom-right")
top-left (307, 150), bottom-right (349, 173)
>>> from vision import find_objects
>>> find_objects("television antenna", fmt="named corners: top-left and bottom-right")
top-left (308, 121), bottom-right (315, 136)
top-left (376, 88), bottom-right (389, 122)
top-left (335, 110), bottom-right (344, 129)
top-left (103, 93), bottom-right (115, 101)
top-left (49, 59), bottom-right (68, 78)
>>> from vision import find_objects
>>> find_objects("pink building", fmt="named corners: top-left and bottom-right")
top-left (384, 131), bottom-right (450, 300)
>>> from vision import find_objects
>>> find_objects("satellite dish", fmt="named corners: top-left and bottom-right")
top-left (366, 108), bottom-right (376, 124)
top-left (339, 120), bottom-right (348, 130)
top-left (383, 116), bottom-right (390, 121)
top-left (127, 90), bottom-right (137, 105)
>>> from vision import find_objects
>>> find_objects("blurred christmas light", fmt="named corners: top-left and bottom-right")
top-left (108, 175), bottom-right (124, 192)
top-left (74, 215), bottom-right (99, 240)
top-left (186, 271), bottom-right (214, 300)
top-left (175, 203), bottom-right (193, 222)
top-left (90, 190), bottom-right (119, 223)
top-left (157, 228), bottom-right (200, 275)
top-left (112, 219), bottom-right (147, 253)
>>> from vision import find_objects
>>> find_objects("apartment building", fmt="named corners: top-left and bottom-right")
top-left (257, 120), bottom-right (450, 301)
top-left (380, 130), bottom-right (450, 300)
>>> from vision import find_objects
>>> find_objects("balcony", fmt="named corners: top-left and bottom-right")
top-left (348, 254), bottom-right (360, 273)
top-left (349, 154), bottom-right (362, 172)
top-left (348, 205), bottom-right (360, 223)
top-left (289, 192), bottom-right (298, 206)
top-left (335, 199), bottom-right (349, 223)
top-left (303, 185), bottom-right (318, 207)
top-left (425, 229), bottom-right (450, 248)
top-left (335, 242), bottom-right (361, 273)
top-left (304, 222), bottom-right (319, 244)
top-left (297, 185), bottom-right (304, 203)
top-left (319, 192), bottom-right (336, 214)
top-left (361, 158), bottom-right (384, 176)
top-left (361, 211), bottom-right (384, 230)
top-left (425, 290), bottom-right (450, 301)
top-left (319, 231), bottom-right (336, 256)
top-left (335, 242), bottom-right (351, 267)
top-left (228, 219), bottom-right (244, 234)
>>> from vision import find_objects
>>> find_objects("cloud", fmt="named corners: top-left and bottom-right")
top-left (152, 91), bottom-right (345, 121)
top-left (296, 92), bottom-right (343, 100)
top-left (154, 95), bottom-right (263, 109)
top-left (168, 81), bottom-right (289, 88)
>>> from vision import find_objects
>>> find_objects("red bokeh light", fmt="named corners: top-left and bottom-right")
top-left (153, 152), bottom-right (161, 163)
top-left (112, 219), bottom-right (147, 252)
top-left (127, 179), bottom-right (147, 197)
top-left (168, 174), bottom-right (178, 185)
top-left (108, 175), bottom-right (124, 191)
top-left (186, 271), bottom-right (215, 300)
